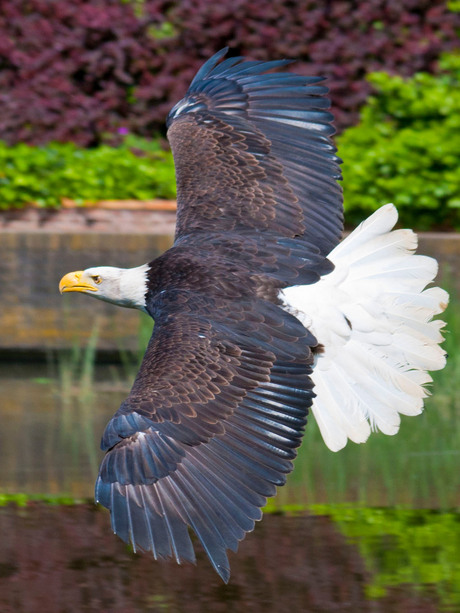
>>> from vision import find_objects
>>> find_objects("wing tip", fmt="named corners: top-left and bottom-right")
top-left (215, 562), bottom-right (231, 583)
top-left (189, 47), bottom-right (230, 86)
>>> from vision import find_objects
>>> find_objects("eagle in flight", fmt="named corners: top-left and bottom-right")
top-left (59, 49), bottom-right (448, 582)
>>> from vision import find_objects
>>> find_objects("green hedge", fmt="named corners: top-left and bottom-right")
top-left (339, 53), bottom-right (460, 230)
top-left (1, 55), bottom-right (459, 232)
top-left (0, 135), bottom-right (176, 208)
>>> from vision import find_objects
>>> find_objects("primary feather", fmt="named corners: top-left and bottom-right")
top-left (59, 50), bottom-right (448, 582)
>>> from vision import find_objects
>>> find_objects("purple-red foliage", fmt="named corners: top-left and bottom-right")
top-left (1, 0), bottom-right (459, 145)
top-left (0, 0), bottom-right (179, 146)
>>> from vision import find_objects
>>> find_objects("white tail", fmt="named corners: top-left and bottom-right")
top-left (282, 204), bottom-right (449, 451)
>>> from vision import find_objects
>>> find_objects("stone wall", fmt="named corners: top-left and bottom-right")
top-left (0, 209), bottom-right (458, 356)
top-left (0, 209), bottom-right (175, 355)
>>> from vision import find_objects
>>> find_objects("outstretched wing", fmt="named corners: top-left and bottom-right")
top-left (167, 48), bottom-right (343, 256)
top-left (95, 50), bottom-right (342, 581)
top-left (95, 290), bottom-right (316, 582)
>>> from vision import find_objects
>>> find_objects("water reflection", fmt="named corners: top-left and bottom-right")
top-left (0, 361), bottom-right (126, 497)
top-left (1, 361), bottom-right (459, 611)
top-left (310, 505), bottom-right (460, 611)
top-left (1, 504), bottom-right (457, 612)
top-left (3, 361), bottom-right (459, 508)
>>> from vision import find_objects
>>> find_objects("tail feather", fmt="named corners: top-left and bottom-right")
top-left (282, 204), bottom-right (448, 451)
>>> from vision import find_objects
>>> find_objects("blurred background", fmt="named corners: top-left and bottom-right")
top-left (0, 1), bottom-right (459, 611)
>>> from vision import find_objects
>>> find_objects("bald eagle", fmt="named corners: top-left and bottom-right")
top-left (59, 49), bottom-right (448, 582)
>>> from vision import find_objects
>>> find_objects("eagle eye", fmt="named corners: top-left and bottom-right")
top-left (92, 275), bottom-right (102, 285)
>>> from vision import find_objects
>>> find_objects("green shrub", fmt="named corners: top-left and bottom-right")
top-left (0, 135), bottom-right (176, 208)
top-left (2, 54), bottom-right (460, 230)
top-left (338, 53), bottom-right (460, 230)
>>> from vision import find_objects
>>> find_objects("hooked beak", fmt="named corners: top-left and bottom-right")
top-left (59, 271), bottom-right (98, 294)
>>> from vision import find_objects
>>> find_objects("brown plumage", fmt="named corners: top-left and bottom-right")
top-left (90, 49), bottom-right (344, 582)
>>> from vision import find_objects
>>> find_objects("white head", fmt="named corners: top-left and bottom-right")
top-left (59, 264), bottom-right (149, 312)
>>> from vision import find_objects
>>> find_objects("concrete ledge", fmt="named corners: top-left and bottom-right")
top-left (0, 207), bottom-right (176, 235)
top-left (0, 214), bottom-right (175, 353)
top-left (0, 210), bottom-right (458, 354)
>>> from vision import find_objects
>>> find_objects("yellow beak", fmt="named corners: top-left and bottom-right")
top-left (59, 271), bottom-right (98, 294)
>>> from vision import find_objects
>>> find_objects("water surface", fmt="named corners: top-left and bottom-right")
top-left (1, 361), bottom-right (459, 612)
top-left (1, 504), bottom-right (458, 612)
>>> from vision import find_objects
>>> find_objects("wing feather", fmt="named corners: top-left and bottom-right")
top-left (96, 293), bottom-right (314, 581)
top-left (94, 50), bottom-right (343, 582)
top-left (167, 49), bottom-right (343, 255)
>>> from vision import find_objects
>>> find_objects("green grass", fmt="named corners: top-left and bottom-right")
top-left (54, 312), bottom-right (153, 394)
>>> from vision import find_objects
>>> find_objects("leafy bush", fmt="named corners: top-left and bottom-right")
top-left (0, 136), bottom-right (176, 208)
top-left (0, 0), bottom-right (459, 146)
top-left (338, 53), bottom-right (460, 230)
